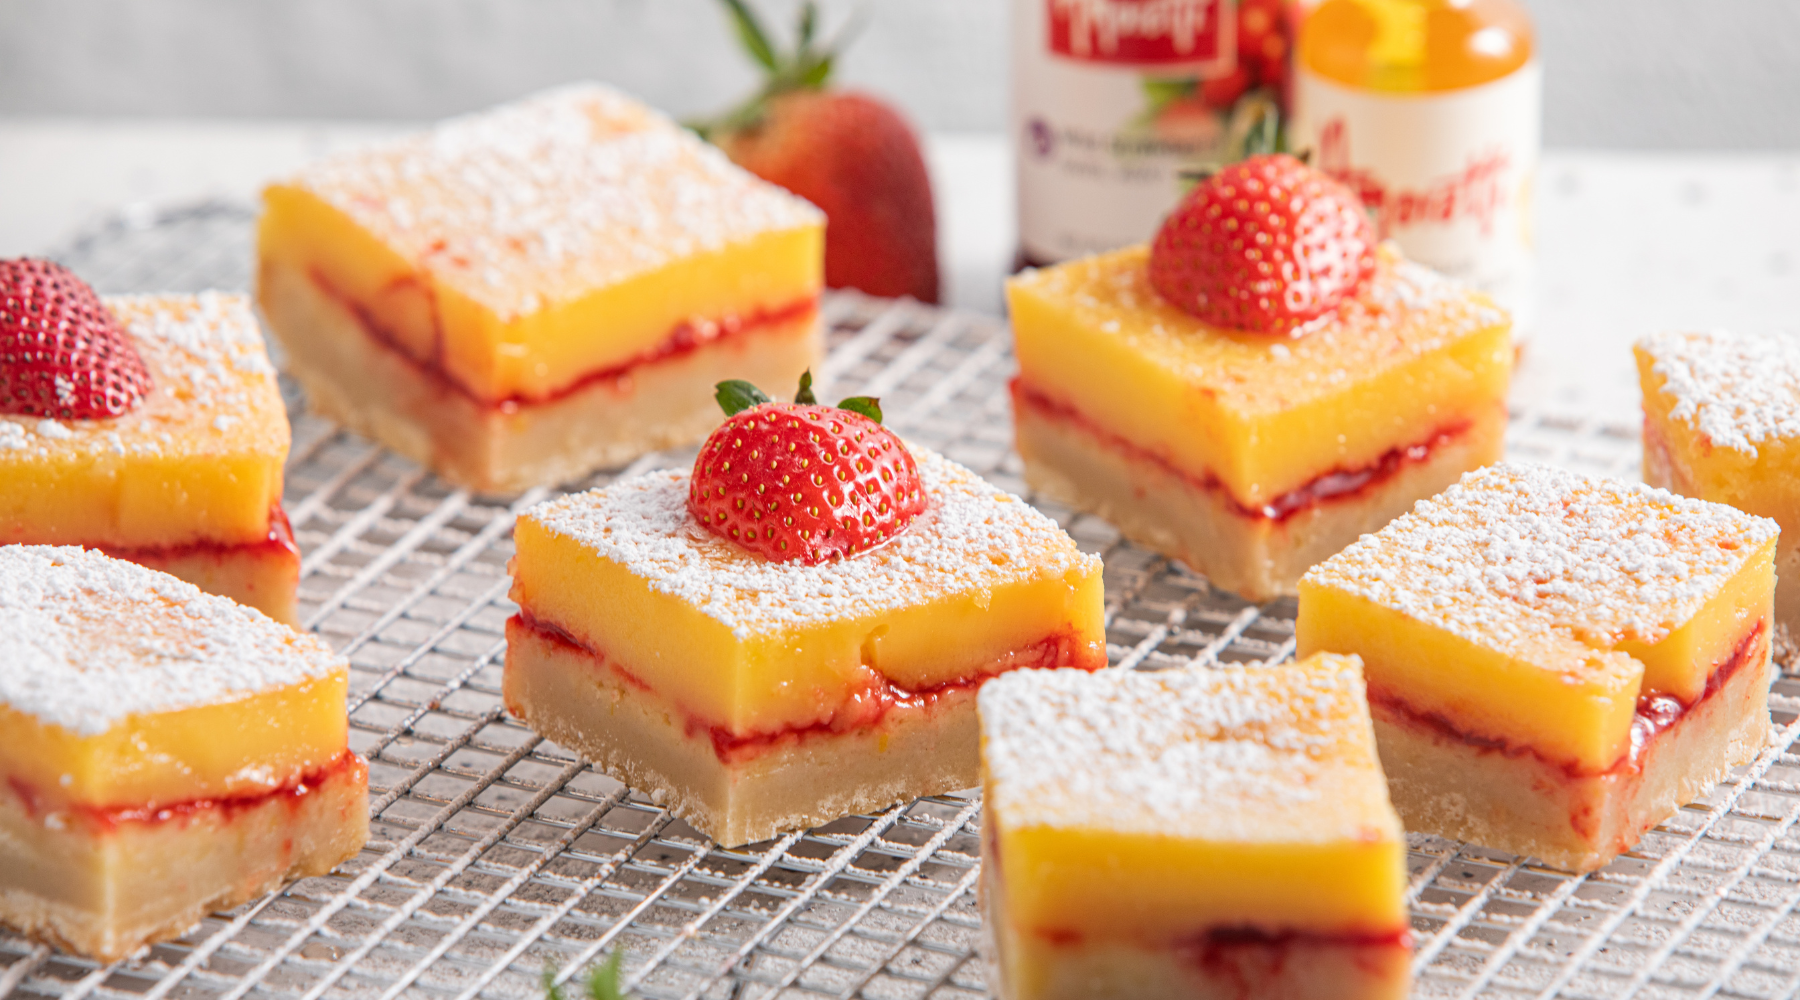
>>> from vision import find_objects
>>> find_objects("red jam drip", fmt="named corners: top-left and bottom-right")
top-left (99, 504), bottom-right (300, 562)
top-left (310, 268), bottom-right (817, 411)
top-left (512, 611), bottom-right (1106, 765)
top-left (8, 749), bottom-right (361, 834)
top-left (1371, 621), bottom-right (1766, 779)
top-left (1010, 380), bottom-right (1472, 524)
top-left (1179, 924), bottom-right (1413, 987)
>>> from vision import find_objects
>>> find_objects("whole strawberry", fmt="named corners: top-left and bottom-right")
top-left (1148, 153), bottom-right (1375, 335)
top-left (689, 372), bottom-right (928, 564)
top-left (0, 258), bottom-right (152, 418)
top-left (699, 1), bottom-right (939, 303)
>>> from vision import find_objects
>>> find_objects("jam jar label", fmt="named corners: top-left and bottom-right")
top-left (1047, 0), bottom-right (1231, 66)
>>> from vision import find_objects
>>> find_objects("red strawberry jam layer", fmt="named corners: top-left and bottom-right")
top-left (1024, 923), bottom-right (1412, 955)
top-left (1370, 620), bottom-right (1766, 780)
top-left (98, 505), bottom-right (300, 564)
top-left (310, 269), bottom-right (817, 411)
top-left (1011, 380), bottom-right (1472, 524)
top-left (511, 612), bottom-right (1106, 766)
top-left (5, 749), bottom-right (363, 835)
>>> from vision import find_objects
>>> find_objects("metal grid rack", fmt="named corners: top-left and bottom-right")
top-left (8, 200), bottom-right (1800, 1000)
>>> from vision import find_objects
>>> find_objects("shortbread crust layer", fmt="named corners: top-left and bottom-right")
top-left (1013, 382), bottom-right (1505, 601)
top-left (1373, 621), bottom-right (1770, 873)
top-left (505, 615), bottom-right (1098, 846)
top-left (260, 256), bottom-right (820, 494)
top-left (0, 752), bottom-right (368, 963)
top-left (985, 926), bottom-right (1411, 1000)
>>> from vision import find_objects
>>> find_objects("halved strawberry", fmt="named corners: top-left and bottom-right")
top-left (1148, 153), bottom-right (1375, 336)
top-left (688, 372), bottom-right (928, 564)
top-left (0, 258), bottom-right (152, 418)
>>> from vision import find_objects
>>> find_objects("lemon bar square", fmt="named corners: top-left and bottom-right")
top-left (258, 83), bottom-right (825, 494)
top-left (503, 447), bottom-right (1106, 846)
top-left (977, 653), bottom-right (1411, 1000)
top-left (0, 546), bottom-right (367, 961)
top-left (1006, 244), bottom-right (1511, 601)
top-left (1638, 329), bottom-right (1800, 658)
top-left (0, 293), bottom-right (299, 623)
top-left (1299, 462), bottom-right (1777, 872)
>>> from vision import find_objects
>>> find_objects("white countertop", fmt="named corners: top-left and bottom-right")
top-left (3, 118), bottom-right (1797, 420)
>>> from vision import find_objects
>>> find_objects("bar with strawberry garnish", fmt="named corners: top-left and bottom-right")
top-left (1006, 153), bottom-right (1513, 601)
top-left (0, 259), bottom-right (301, 623)
top-left (502, 374), bottom-right (1105, 846)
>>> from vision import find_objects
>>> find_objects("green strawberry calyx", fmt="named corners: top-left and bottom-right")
top-left (714, 370), bottom-right (883, 424)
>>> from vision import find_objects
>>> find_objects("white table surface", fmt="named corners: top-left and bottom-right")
top-left (3, 117), bottom-right (1798, 423)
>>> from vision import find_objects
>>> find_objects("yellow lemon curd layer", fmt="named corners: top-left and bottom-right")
top-left (258, 84), bottom-right (823, 404)
top-left (1299, 464), bottom-right (1779, 774)
top-left (509, 449), bottom-right (1106, 736)
top-left (0, 294), bottom-right (288, 549)
top-left (0, 546), bottom-right (352, 811)
top-left (1006, 245), bottom-right (1511, 508)
top-left (0, 670), bottom-right (348, 811)
top-left (979, 654), bottom-right (1407, 942)
top-left (1635, 333), bottom-right (1800, 532)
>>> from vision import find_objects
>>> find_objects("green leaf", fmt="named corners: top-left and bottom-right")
top-left (794, 369), bottom-right (817, 405)
top-left (1139, 76), bottom-right (1194, 111)
top-left (836, 396), bottom-right (883, 424)
top-left (1222, 89), bottom-right (1286, 162)
top-left (1243, 98), bottom-right (1282, 158)
top-left (715, 380), bottom-right (771, 416)
top-left (797, 53), bottom-right (833, 89)
top-left (583, 951), bottom-right (628, 1000)
top-left (542, 962), bottom-right (567, 1000)
top-left (719, 0), bottom-right (780, 73)
top-left (797, 1), bottom-right (818, 49)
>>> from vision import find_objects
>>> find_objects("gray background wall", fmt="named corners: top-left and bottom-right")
top-left (1, 0), bottom-right (1798, 148)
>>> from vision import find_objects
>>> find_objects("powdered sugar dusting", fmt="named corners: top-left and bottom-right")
top-left (1305, 463), bottom-right (1779, 654)
top-left (1010, 243), bottom-right (1509, 415)
top-left (520, 448), bottom-right (1101, 639)
top-left (283, 82), bottom-right (823, 320)
top-left (0, 546), bottom-right (344, 736)
top-left (1639, 329), bottom-right (1800, 457)
top-left (0, 293), bottom-right (287, 463)
top-left (980, 654), bottom-right (1398, 842)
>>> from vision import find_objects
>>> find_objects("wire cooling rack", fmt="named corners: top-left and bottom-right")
top-left (9, 199), bottom-right (1800, 1000)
